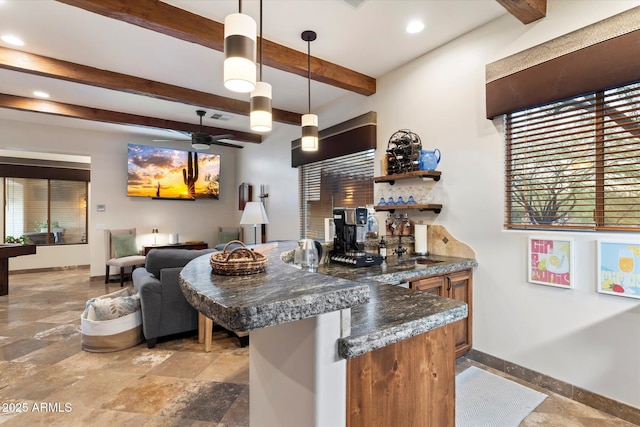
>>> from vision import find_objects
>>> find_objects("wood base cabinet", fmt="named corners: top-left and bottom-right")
top-left (346, 323), bottom-right (455, 427)
top-left (410, 269), bottom-right (472, 359)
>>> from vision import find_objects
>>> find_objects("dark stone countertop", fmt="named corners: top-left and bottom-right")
top-left (179, 242), bottom-right (370, 333)
top-left (316, 253), bottom-right (476, 359)
top-left (180, 241), bottom-right (476, 360)
top-left (317, 252), bottom-right (478, 285)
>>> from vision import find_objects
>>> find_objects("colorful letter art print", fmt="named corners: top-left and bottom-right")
top-left (597, 241), bottom-right (640, 300)
top-left (528, 238), bottom-right (574, 288)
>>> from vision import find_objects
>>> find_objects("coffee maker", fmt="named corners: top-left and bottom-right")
top-left (330, 207), bottom-right (382, 267)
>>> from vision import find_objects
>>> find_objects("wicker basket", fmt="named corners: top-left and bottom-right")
top-left (210, 240), bottom-right (268, 276)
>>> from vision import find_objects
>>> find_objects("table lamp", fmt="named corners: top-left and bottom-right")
top-left (240, 202), bottom-right (269, 245)
top-left (152, 228), bottom-right (159, 245)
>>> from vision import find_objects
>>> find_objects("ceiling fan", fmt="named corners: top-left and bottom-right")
top-left (154, 110), bottom-right (242, 149)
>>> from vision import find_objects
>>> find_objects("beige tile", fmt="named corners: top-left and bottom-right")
top-left (148, 351), bottom-right (217, 379)
top-left (53, 369), bottom-right (139, 409)
top-left (197, 353), bottom-right (249, 384)
top-left (101, 375), bottom-right (190, 415)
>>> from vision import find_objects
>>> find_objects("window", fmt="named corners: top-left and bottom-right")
top-left (505, 80), bottom-right (640, 231)
top-left (5, 178), bottom-right (88, 245)
top-left (299, 149), bottom-right (375, 239)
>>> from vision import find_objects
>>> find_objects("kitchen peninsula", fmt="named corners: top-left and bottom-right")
top-left (179, 242), bottom-right (474, 427)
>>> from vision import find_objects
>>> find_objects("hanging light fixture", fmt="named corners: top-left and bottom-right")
top-left (224, 0), bottom-right (257, 93)
top-left (301, 30), bottom-right (318, 151)
top-left (250, 0), bottom-right (272, 132)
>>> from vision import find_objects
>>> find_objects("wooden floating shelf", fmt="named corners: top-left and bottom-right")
top-left (374, 204), bottom-right (442, 214)
top-left (374, 170), bottom-right (441, 184)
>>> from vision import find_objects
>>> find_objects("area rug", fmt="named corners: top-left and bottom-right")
top-left (456, 366), bottom-right (547, 427)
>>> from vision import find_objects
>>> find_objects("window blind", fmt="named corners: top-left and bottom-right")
top-left (299, 149), bottom-right (375, 239)
top-left (505, 80), bottom-right (640, 231)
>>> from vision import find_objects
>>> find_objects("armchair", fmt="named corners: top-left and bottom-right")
top-left (216, 226), bottom-right (244, 250)
top-left (104, 228), bottom-right (146, 287)
top-left (132, 248), bottom-right (215, 348)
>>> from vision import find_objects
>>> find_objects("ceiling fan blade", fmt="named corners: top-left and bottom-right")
top-left (210, 140), bottom-right (244, 149)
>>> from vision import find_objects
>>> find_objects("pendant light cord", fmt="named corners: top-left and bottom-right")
top-left (238, 0), bottom-right (242, 13)
top-left (259, 0), bottom-right (263, 80)
top-left (307, 39), bottom-right (311, 114)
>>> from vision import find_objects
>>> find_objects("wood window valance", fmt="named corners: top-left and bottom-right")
top-left (486, 6), bottom-right (640, 119)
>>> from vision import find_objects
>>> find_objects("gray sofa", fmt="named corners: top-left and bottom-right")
top-left (132, 248), bottom-right (215, 348)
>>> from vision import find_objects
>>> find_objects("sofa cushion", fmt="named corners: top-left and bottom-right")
top-left (145, 248), bottom-right (216, 278)
top-left (112, 234), bottom-right (138, 258)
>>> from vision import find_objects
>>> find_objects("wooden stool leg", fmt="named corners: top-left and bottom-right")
top-left (205, 317), bottom-right (213, 353)
top-left (198, 312), bottom-right (205, 344)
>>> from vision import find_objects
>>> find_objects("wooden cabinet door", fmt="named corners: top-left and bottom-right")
top-left (410, 269), bottom-right (472, 359)
top-left (411, 275), bottom-right (445, 296)
top-left (446, 270), bottom-right (472, 358)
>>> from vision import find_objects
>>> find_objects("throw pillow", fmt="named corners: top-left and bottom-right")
top-left (219, 231), bottom-right (239, 244)
top-left (91, 294), bottom-right (141, 321)
top-left (112, 234), bottom-right (138, 258)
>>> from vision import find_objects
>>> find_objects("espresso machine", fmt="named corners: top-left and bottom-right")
top-left (330, 207), bottom-right (383, 267)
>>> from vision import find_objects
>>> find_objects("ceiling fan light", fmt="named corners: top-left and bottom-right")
top-left (191, 142), bottom-right (210, 150)
top-left (224, 12), bottom-right (257, 93)
top-left (301, 113), bottom-right (318, 151)
top-left (250, 81), bottom-right (272, 132)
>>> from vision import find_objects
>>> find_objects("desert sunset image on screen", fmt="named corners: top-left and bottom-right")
top-left (127, 144), bottom-right (221, 199)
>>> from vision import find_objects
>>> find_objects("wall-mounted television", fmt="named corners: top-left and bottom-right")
top-left (127, 144), bottom-right (221, 200)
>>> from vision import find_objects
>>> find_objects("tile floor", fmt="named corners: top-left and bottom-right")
top-left (0, 267), bottom-right (637, 426)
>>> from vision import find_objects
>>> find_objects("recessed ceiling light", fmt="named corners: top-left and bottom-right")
top-left (33, 91), bottom-right (50, 98)
top-left (406, 20), bottom-right (425, 34)
top-left (1, 34), bottom-right (24, 46)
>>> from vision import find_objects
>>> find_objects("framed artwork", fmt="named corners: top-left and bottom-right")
top-left (597, 241), bottom-right (640, 299)
top-left (528, 237), bottom-right (574, 288)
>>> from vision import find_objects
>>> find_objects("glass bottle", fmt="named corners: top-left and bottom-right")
top-left (379, 237), bottom-right (387, 261)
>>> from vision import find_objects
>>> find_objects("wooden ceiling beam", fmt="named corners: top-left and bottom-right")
top-left (0, 47), bottom-right (300, 126)
top-left (0, 94), bottom-right (263, 144)
top-left (55, 0), bottom-right (377, 96)
top-left (495, 0), bottom-right (547, 24)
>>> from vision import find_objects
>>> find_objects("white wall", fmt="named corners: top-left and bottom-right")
top-left (1, 119), bottom-right (239, 276)
top-left (240, 0), bottom-right (640, 409)
top-left (236, 123), bottom-right (300, 242)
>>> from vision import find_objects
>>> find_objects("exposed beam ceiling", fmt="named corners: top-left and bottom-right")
top-left (0, 94), bottom-right (262, 144)
top-left (495, 0), bottom-right (547, 24)
top-left (0, 47), bottom-right (300, 126)
top-left (55, 0), bottom-right (377, 96)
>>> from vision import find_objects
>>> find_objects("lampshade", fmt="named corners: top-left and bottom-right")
top-left (250, 81), bottom-right (273, 132)
top-left (250, 0), bottom-right (272, 133)
top-left (240, 201), bottom-right (269, 226)
top-left (301, 113), bottom-right (318, 151)
top-left (301, 30), bottom-right (318, 152)
top-left (224, 11), bottom-right (257, 93)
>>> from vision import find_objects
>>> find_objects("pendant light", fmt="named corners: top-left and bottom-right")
top-left (224, 0), bottom-right (257, 93)
top-left (301, 30), bottom-right (318, 152)
top-left (250, 0), bottom-right (272, 132)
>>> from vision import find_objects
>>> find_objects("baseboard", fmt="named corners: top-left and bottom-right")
top-left (10, 265), bottom-right (90, 275)
top-left (466, 349), bottom-right (640, 425)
